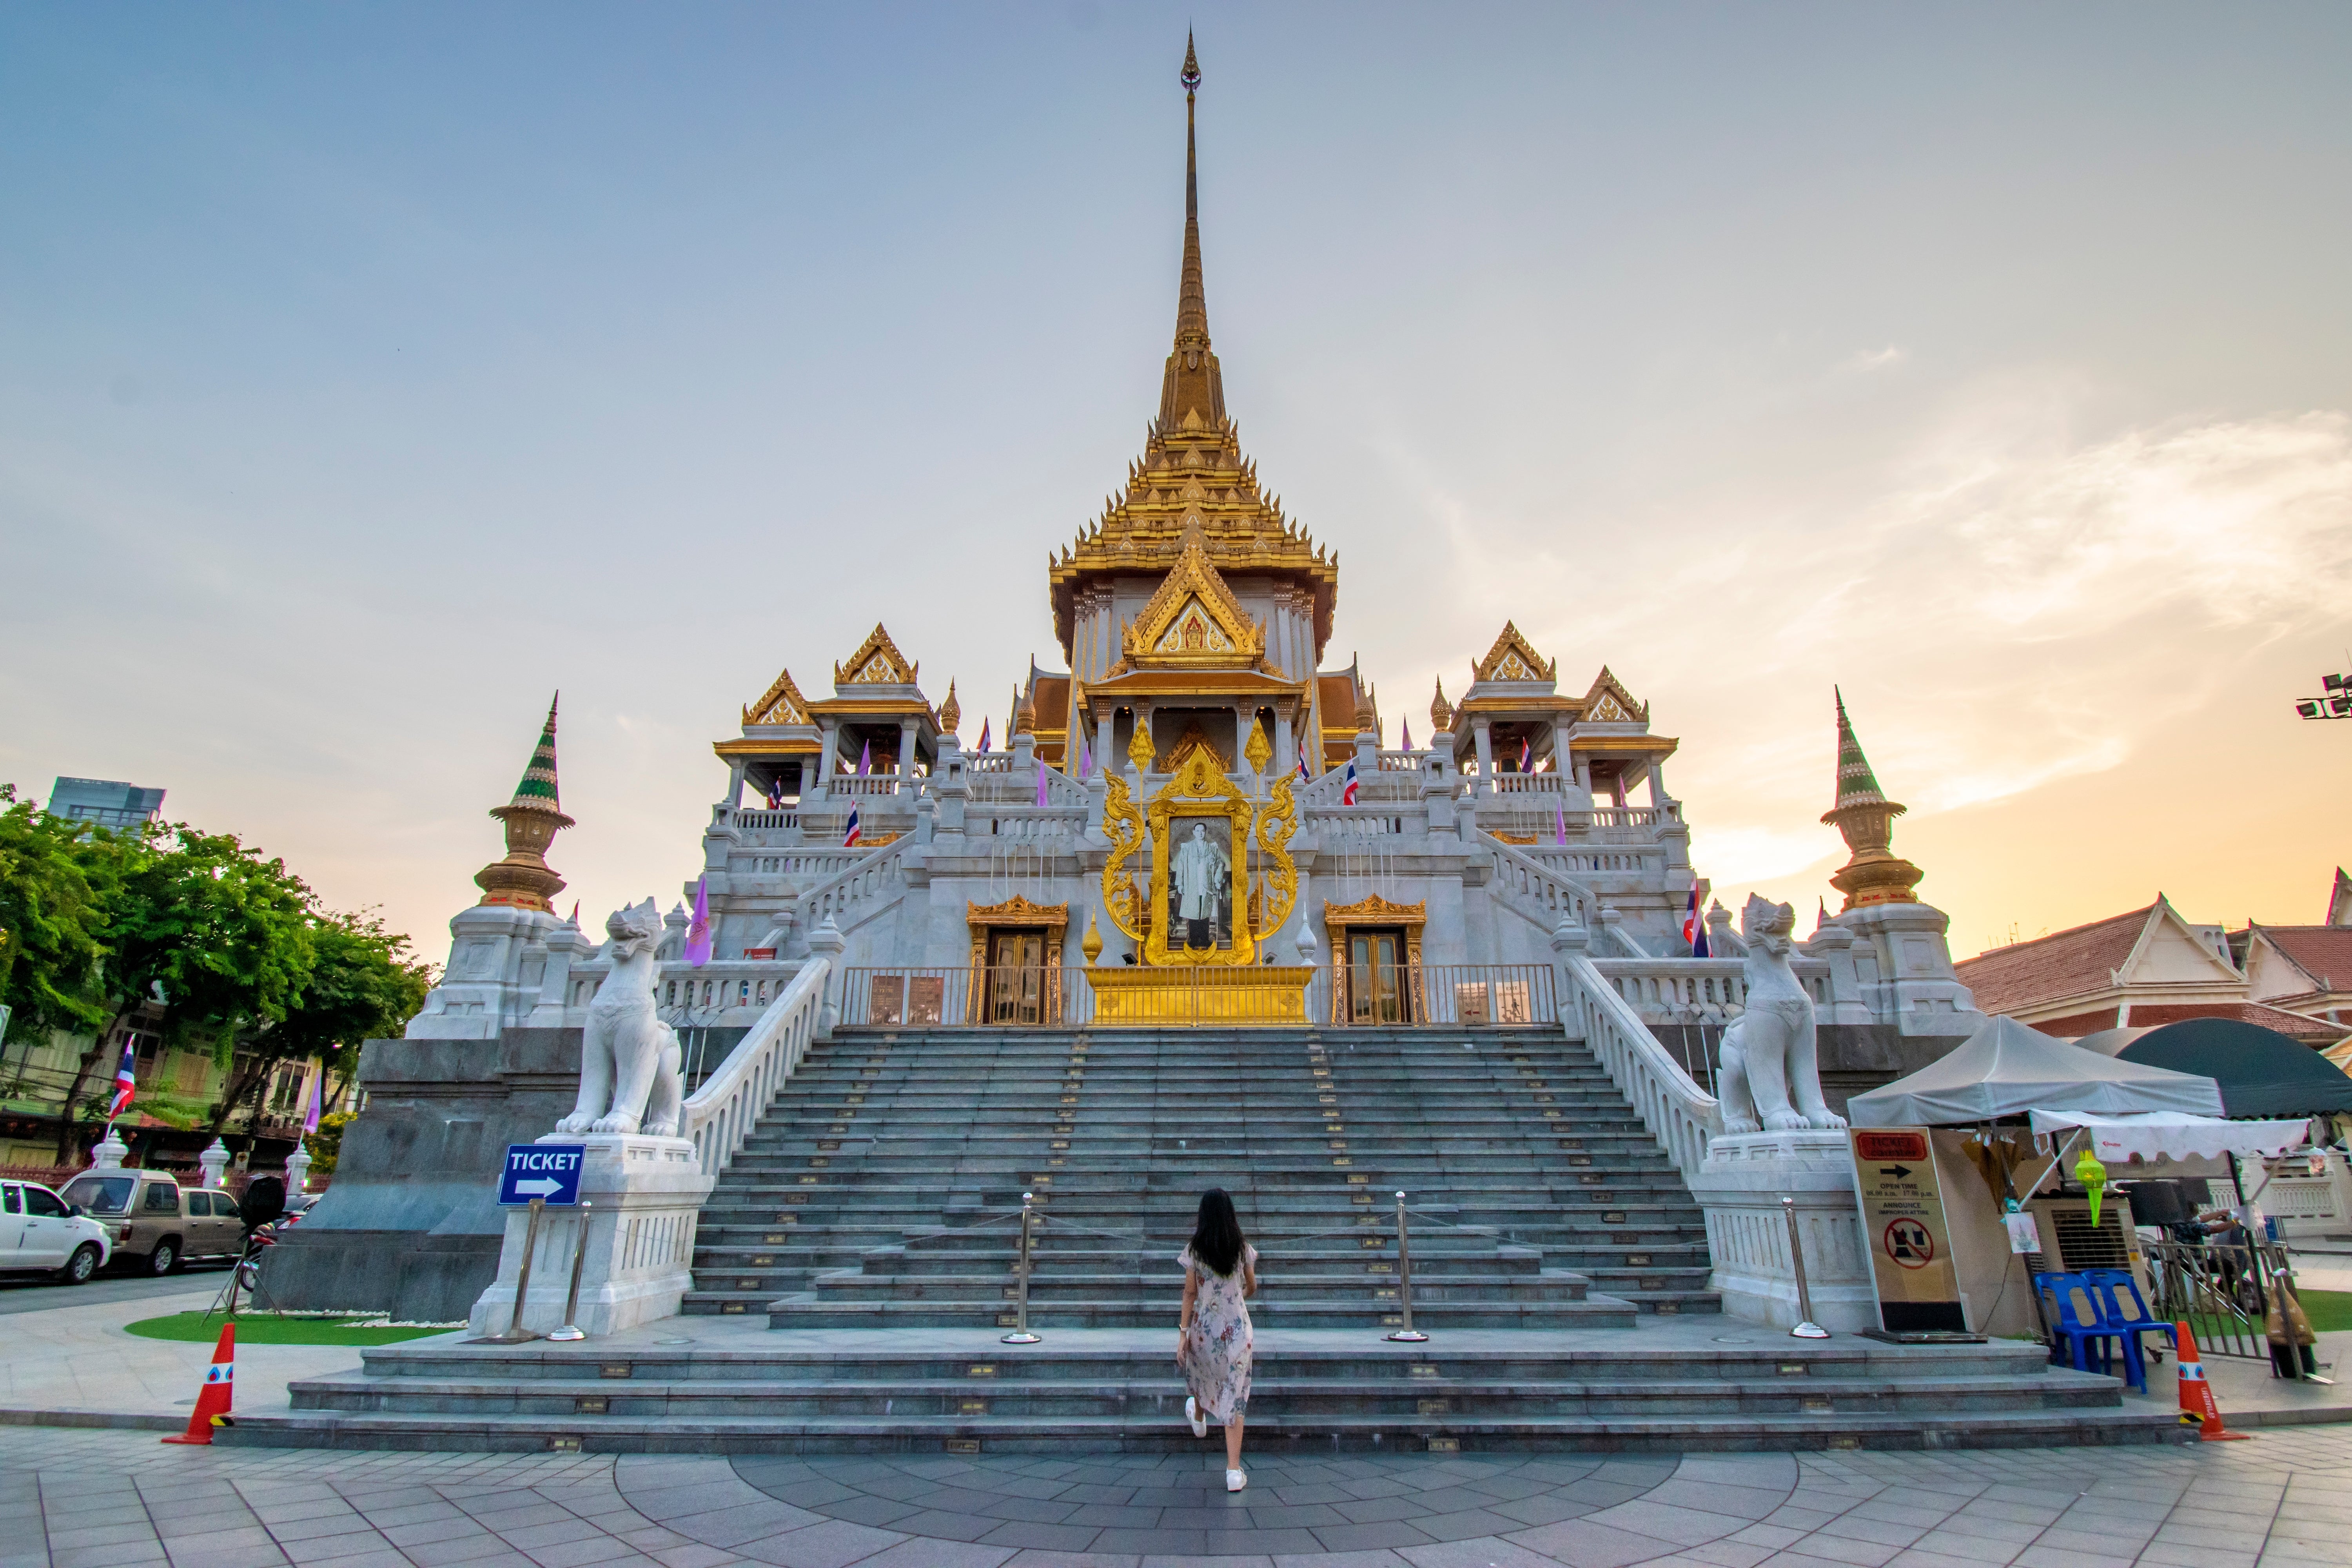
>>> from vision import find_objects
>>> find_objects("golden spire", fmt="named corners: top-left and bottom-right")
top-left (1158, 32), bottom-right (1225, 432)
top-left (1821, 688), bottom-right (1924, 911)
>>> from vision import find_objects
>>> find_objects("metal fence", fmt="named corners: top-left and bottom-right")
top-left (2143, 1238), bottom-right (2322, 1378)
top-left (838, 963), bottom-right (1559, 1029)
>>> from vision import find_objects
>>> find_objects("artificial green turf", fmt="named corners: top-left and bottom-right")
top-left (123, 1311), bottom-right (457, 1346)
top-left (2294, 1289), bottom-right (2352, 1334)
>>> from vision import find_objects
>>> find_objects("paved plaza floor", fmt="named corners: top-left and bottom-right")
top-left (7, 1420), bottom-right (2352, 1568)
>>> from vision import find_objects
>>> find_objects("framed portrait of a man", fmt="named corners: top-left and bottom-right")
top-left (1166, 816), bottom-right (1234, 951)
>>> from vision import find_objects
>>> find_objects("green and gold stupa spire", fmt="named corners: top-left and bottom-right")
top-left (476, 694), bottom-right (576, 912)
top-left (1820, 688), bottom-right (1923, 911)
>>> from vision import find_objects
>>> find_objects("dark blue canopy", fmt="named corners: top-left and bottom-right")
top-left (2118, 1018), bottom-right (2352, 1118)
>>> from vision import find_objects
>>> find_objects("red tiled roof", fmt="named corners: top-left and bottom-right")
top-left (1955, 903), bottom-right (2153, 1013)
top-left (2254, 926), bottom-right (2352, 995)
top-left (2128, 1001), bottom-right (2346, 1044)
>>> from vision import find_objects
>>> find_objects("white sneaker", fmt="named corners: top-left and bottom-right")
top-left (1186, 1396), bottom-right (1207, 1438)
top-left (1226, 1469), bottom-right (1247, 1492)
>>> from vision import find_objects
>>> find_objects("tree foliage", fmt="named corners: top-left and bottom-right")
top-left (0, 785), bottom-right (432, 1156)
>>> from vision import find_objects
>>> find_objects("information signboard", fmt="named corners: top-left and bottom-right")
top-left (499, 1143), bottom-right (585, 1207)
top-left (1847, 1126), bottom-right (1967, 1334)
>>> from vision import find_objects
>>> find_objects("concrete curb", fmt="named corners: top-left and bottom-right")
top-left (0, 1408), bottom-right (188, 1433)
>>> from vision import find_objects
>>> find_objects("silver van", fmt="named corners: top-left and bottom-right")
top-left (56, 1172), bottom-right (245, 1274)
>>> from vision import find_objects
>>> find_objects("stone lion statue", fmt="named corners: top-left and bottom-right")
top-left (1717, 894), bottom-right (1846, 1135)
top-left (558, 899), bottom-right (686, 1138)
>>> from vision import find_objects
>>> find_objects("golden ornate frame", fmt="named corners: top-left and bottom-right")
top-left (1101, 745), bottom-right (1298, 968)
top-left (964, 896), bottom-right (1069, 1025)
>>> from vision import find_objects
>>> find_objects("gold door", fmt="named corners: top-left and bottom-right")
top-left (987, 932), bottom-right (1048, 1025)
top-left (1347, 931), bottom-right (1406, 1025)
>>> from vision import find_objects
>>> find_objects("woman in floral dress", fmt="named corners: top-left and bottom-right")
top-left (1177, 1187), bottom-right (1258, 1490)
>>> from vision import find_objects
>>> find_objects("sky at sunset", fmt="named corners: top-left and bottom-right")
top-left (5, 4), bottom-right (2350, 967)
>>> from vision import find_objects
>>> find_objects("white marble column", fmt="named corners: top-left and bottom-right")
top-left (815, 719), bottom-right (839, 800)
top-left (898, 719), bottom-right (918, 787)
top-left (1472, 719), bottom-right (1495, 795)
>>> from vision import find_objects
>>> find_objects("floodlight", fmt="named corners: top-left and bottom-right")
top-left (2332, 695), bottom-right (2352, 715)
top-left (2299, 702), bottom-right (2323, 719)
top-left (2329, 674), bottom-right (2347, 691)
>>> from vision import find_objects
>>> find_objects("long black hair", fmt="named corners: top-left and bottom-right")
top-left (1189, 1188), bottom-right (1245, 1278)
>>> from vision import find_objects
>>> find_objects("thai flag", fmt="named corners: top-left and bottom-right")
top-left (106, 1040), bottom-right (136, 1121)
top-left (1296, 736), bottom-right (1311, 781)
top-left (765, 775), bottom-right (784, 809)
top-left (977, 717), bottom-right (991, 754)
top-left (1517, 735), bottom-right (1532, 773)
top-left (1683, 887), bottom-right (1709, 958)
top-left (844, 801), bottom-right (862, 847)
top-left (1341, 759), bottom-right (1359, 806)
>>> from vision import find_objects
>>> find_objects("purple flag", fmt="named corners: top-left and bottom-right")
top-left (856, 740), bottom-right (871, 776)
top-left (1554, 798), bottom-right (1568, 846)
top-left (1035, 757), bottom-right (1050, 806)
top-left (1401, 718), bottom-right (1412, 752)
top-left (685, 874), bottom-right (714, 967)
top-left (1078, 733), bottom-right (1093, 777)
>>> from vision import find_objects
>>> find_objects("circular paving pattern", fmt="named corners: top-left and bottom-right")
top-left (731, 1450), bottom-right (1719, 1556)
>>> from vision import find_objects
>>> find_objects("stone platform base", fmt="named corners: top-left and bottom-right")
top-left (224, 1318), bottom-right (2188, 1455)
top-left (1689, 1129), bottom-right (1879, 1334)
top-left (466, 1133), bottom-right (715, 1339)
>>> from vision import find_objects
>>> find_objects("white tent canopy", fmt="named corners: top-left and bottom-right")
top-left (1846, 1016), bottom-right (2224, 1126)
top-left (2025, 1109), bottom-right (2314, 1163)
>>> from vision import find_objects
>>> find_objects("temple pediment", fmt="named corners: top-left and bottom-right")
top-left (1579, 666), bottom-right (1648, 725)
top-left (742, 667), bottom-right (813, 728)
top-left (1474, 621), bottom-right (1557, 685)
top-left (1113, 535), bottom-right (1267, 675)
top-left (834, 624), bottom-right (920, 688)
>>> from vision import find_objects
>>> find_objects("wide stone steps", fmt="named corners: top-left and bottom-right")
top-left (676, 1025), bottom-right (1718, 1325)
top-left (232, 1334), bottom-right (2194, 1455)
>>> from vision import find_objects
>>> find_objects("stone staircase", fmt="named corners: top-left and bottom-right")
top-left (683, 1025), bottom-right (1713, 1328)
top-left (230, 1023), bottom-right (2190, 1454)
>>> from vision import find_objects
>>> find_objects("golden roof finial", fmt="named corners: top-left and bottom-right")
top-left (1820, 688), bottom-right (1923, 912)
top-left (476, 693), bottom-right (575, 913)
top-left (1160, 31), bottom-right (1223, 432)
top-left (1430, 677), bottom-right (1454, 735)
top-left (937, 679), bottom-right (961, 737)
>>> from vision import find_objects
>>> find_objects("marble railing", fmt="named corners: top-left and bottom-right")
top-left (733, 847), bottom-right (871, 880)
top-left (1314, 806), bottom-right (1415, 841)
top-left (1561, 949), bottom-right (1720, 1182)
top-left (1482, 833), bottom-right (1598, 933)
top-left (827, 776), bottom-right (904, 797)
top-left (1488, 773), bottom-right (1566, 795)
top-left (966, 806), bottom-right (1089, 842)
top-left (1590, 957), bottom-right (1834, 1021)
top-left (1374, 749), bottom-right (1424, 773)
top-left (681, 958), bottom-right (829, 1176)
top-left (563, 958), bottom-right (803, 1021)
top-left (798, 838), bottom-right (909, 936)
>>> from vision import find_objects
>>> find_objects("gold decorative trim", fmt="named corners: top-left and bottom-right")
top-left (1323, 894), bottom-right (1429, 930)
top-left (1098, 743), bottom-right (1298, 967)
top-left (1111, 535), bottom-right (1265, 675)
top-left (1474, 622), bottom-right (1557, 684)
top-left (1492, 830), bottom-right (1540, 845)
top-left (833, 624), bottom-right (919, 687)
top-left (965, 895), bottom-right (1071, 929)
top-left (1578, 665), bottom-right (1647, 723)
top-left (743, 667), bottom-right (811, 726)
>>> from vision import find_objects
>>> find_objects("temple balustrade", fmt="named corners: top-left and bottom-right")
top-left (732, 847), bottom-right (870, 880)
top-left (1590, 956), bottom-right (1835, 1021)
top-left (797, 838), bottom-right (910, 937)
top-left (962, 805), bottom-right (1089, 842)
top-left (827, 776), bottom-right (904, 797)
top-left (1482, 835), bottom-right (1598, 935)
top-left (1557, 944), bottom-right (1721, 1182)
top-left (560, 956), bottom-right (806, 1026)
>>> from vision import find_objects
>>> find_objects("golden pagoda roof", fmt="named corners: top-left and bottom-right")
top-left (742, 666), bottom-right (813, 728)
top-left (1047, 39), bottom-right (1338, 661)
top-left (1473, 621), bottom-right (1558, 685)
top-left (833, 624), bottom-right (919, 688)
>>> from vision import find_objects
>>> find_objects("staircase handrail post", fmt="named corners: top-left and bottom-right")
top-left (1386, 1189), bottom-right (1428, 1342)
top-left (1003, 1192), bottom-right (1043, 1344)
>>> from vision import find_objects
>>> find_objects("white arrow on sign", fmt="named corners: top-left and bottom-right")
top-left (513, 1177), bottom-right (566, 1198)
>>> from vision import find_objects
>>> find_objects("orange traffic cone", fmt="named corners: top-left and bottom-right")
top-left (2174, 1321), bottom-right (2250, 1442)
top-left (162, 1324), bottom-right (235, 1445)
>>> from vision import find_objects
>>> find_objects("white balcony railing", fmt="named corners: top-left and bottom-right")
top-left (1560, 951), bottom-right (1720, 1182)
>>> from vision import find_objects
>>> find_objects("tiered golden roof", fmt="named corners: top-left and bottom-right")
top-left (1046, 39), bottom-right (1337, 665)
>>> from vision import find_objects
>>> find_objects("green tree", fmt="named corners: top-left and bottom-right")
top-left (54, 825), bottom-right (317, 1160)
top-left (205, 908), bottom-right (432, 1137)
top-left (0, 784), bottom-right (114, 1042)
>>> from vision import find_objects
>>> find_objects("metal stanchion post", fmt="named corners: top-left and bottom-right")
top-left (548, 1200), bottom-right (593, 1343)
top-left (1387, 1190), bottom-right (1428, 1342)
top-left (1003, 1191), bottom-right (1043, 1344)
top-left (1782, 1196), bottom-right (1828, 1339)
top-left (486, 1197), bottom-right (547, 1344)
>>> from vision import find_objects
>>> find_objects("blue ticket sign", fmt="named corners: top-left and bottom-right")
top-left (499, 1143), bottom-right (585, 1206)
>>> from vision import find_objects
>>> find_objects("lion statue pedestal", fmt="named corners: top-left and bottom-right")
top-left (1686, 895), bottom-right (1876, 1332)
top-left (466, 1131), bottom-right (713, 1339)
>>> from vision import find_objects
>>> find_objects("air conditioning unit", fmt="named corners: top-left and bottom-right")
top-left (2023, 1196), bottom-right (2152, 1299)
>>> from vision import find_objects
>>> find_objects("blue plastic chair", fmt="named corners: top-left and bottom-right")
top-left (2035, 1271), bottom-right (2131, 1385)
top-left (2083, 1268), bottom-right (2177, 1390)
